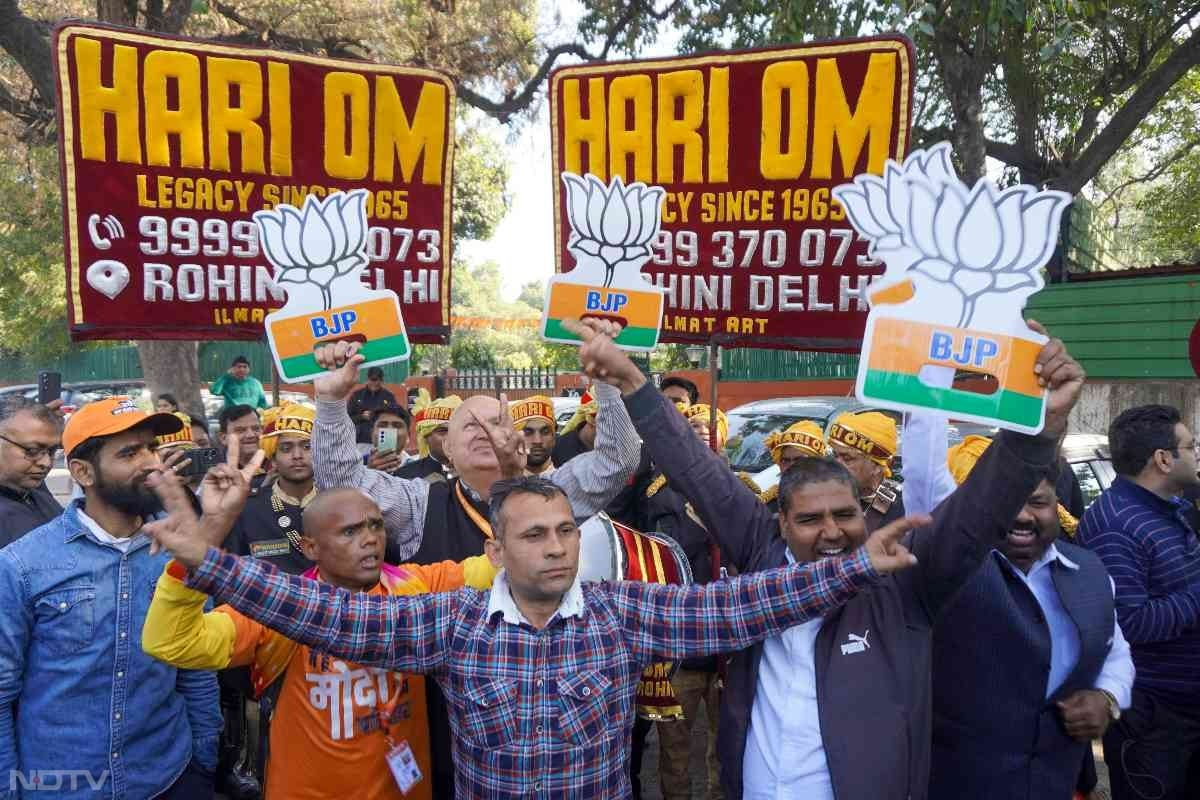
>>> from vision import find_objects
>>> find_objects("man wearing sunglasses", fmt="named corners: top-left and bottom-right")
top-left (0, 395), bottom-right (63, 547)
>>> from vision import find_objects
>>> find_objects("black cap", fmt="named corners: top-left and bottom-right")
top-left (367, 366), bottom-right (385, 380)
top-left (232, 355), bottom-right (250, 366)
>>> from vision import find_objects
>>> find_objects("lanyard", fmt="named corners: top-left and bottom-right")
top-left (454, 481), bottom-right (494, 540)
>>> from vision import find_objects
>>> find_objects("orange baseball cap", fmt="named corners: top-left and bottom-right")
top-left (64, 396), bottom-right (184, 458)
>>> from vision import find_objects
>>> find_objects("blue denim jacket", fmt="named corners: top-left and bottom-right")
top-left (0, 500), bottom-right (221, 800)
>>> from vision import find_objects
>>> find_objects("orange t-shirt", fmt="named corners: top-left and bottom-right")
top-left (219, 561), bottom-right (473, 800)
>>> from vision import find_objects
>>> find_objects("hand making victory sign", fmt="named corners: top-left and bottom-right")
top-left (145, 432), bottom-right (265, 568)
top-left (468, 392), bottom-right (529, 480)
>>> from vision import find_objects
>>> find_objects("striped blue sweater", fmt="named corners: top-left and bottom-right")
top-left (1079, 476), bottom-right (1200, 706)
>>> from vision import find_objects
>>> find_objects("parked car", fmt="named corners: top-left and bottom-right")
top-left (1061, 433), bottom-right (1113, 510)
top-left (553, 397), bottom-right (580, 428)
top-left (723, 396), bottom-right (903, 475)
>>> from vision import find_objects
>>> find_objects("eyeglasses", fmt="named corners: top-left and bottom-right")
top-left (0, 433), bottom-right (61, 462)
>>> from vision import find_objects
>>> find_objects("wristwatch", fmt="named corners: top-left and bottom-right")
top-left (1099, 689), bottom-right (1122, 721)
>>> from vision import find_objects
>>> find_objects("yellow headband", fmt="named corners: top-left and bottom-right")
top-left (830, 412), bottom-right (897, 477)
top-left (260, 403), bottom-right (315, 460)
top-left (766, 420), bottom-right (828, 463)
top-left (510, 395), bottom-right (556, 432)
top-left (684, 404), bottom-right (728, 445)
top-left (410, 393), bottom-right (460, 457)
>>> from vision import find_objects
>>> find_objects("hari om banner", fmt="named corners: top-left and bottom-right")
top-left (53, 23), bottom-right (454, 342)
top-left (549, 37), bottom-right (914, 350)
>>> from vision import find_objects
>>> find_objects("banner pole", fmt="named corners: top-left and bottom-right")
top-left (708, 341), bottom-right (719, 453)
top-left (271, 361), bottom-right (280, 407)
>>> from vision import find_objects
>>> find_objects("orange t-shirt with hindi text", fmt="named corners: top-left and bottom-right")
top-left (222, 582), bottom-right (432, 800)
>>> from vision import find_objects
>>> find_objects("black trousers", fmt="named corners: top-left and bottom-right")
top-left (159, 760), bottom-right (215, 799)
top-left (1104, 688), bottom-right (1200, 800)
top-left (630, 716), bottom-right (652, 799)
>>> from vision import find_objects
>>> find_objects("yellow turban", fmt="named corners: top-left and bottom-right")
top-left (947, 435), bottom-right (992, 484)
top-left (510, 395), bottom-right (555, 431)
top-left (684, 404), bottom-right (728, 446)
top-left (560, 387), bottom-right (598, 435)
top-left (829, 412), bottom-right (898, 477)
top-left (411, 390), bottom-right (461, 457)
top-left (156, 412), bottom-right (194, 450)
top-left (260, 402), bottom-right (315, 460)
top-left (765, 420), bottom-right (828, 463)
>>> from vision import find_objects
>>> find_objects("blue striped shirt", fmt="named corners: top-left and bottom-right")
top-left (1078, 476), bottom-right (1200, 705)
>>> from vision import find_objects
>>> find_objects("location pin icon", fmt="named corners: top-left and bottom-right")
top-left (86, 260), bottom-right (130, 299)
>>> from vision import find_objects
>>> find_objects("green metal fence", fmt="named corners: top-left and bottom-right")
top-left (0, 341), bottom-right (410, 385)
top-left (721, 348), bottom-right (859, 381)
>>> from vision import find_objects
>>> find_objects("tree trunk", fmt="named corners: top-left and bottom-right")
top-left (136, 340), bottom-right (205, 417)
top-left (934, 32), bottom-right (988, 183)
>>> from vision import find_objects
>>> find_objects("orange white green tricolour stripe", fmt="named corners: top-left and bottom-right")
top-left (266, 296), bottom-right (409, 383)
top-left (857, 316), bottom-right (1047, 433)
top-left (542, 281), bottom-right (664, 350)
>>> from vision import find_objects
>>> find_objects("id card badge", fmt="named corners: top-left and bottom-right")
top-left (386, 740), bottom-right (423, 795)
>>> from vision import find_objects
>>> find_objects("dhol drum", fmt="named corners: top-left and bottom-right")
top-left (577, 512), bottom-right (693, 721)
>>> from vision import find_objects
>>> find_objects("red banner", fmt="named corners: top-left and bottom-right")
top-left (549, 37), bottom-right (914, 350)
top-left (53, 23), bottom-right (454, 342)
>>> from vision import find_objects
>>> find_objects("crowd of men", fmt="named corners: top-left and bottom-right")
top-left (0, 326), bottom-right (1197, 799)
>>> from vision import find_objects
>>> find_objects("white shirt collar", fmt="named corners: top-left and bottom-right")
top-left (998, 541), bottom-right (1079, 574)
top-left (486, 569), bottom-right (585, 626)
top-left (76, 507), bottom-right (143, 553)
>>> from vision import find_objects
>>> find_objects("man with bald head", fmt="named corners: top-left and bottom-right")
top-left (143, 485), bottom-right (497, 800)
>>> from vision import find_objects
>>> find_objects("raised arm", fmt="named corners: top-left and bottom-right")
top-left (626, 382), bottom-right (776, 571)
top-left (900, 410), bottom-right (958, 516)
top-left (183, 548), bottom-right (455, 674)
top-left (611, 518), bottom-right (919, 662)
top-left (310, 344), bottom-right (430, 561)
top-left (551, 382), bottom-right (643, 518)
top-left (142, 563), bottom-right (247, 670)
top-left (905, 321), bottom-right (1083, 618)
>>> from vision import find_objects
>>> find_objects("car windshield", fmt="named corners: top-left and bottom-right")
top-left (724, 412), bottom-right (828, 472)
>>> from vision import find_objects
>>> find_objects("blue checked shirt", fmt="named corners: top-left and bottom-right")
top-left (184, 546), bottom-right (879, 798)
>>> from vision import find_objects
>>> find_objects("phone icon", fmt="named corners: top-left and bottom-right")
top-left (87, 214), bottom-right (125, 250)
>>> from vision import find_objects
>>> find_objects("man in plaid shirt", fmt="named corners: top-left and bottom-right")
top-left (144, 461), bottom-right (923, 798)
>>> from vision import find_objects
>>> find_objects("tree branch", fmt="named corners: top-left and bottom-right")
top-left (211, 1), bottom-right (367, 58)
top-left (0, 81), bottom-right (53, 139)
top-left (0, 0), bottom-right (55, 105)
top-left (456, 0), bottom-right (681, 121)
top-left (984, 137), bottom-right (1053, 181)
top-left (1096, 135), bottom-right (1200, 209)
top-left (455, 42), bottom-right (594, 120)
top-left (1052, 21), bottom-right (1200, 194)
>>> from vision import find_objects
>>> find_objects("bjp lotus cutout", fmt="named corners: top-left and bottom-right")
top-left (832, 142), bottom-right (1072, 433)
top-left (256, 190), bottom-right (410, 383)
top-left (542, 172), bottom-right (669, 351)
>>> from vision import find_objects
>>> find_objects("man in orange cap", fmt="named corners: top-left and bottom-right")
top-left (828, 411), bottom-right (905, 530)
top-left (0, 397), bottom-right (222, 798)
top-left (510, 395), bottom-right (557, 477)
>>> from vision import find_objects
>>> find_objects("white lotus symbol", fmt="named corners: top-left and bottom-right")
top-left (563, 173), bottom-right (664, 288)
top-left (833, 143), bottom-right (1072, 329)
top-left (254, 190), bottom-right (369, 310)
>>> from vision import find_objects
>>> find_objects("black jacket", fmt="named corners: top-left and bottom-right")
top-left (623, 383), bottom-right (1056, 800)
top-left (0, 483), bottom-right (62, 548)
